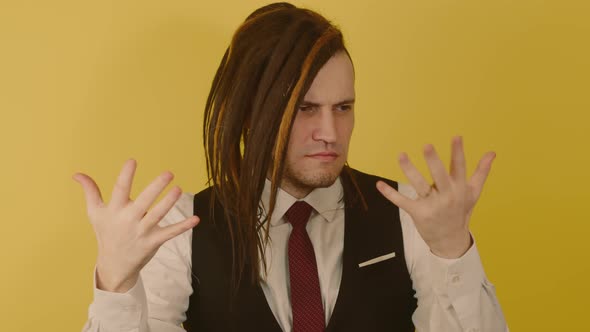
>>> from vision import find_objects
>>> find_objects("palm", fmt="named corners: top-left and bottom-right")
top-left (73, 159), bottom-right (199, 292)
top-left (376, 136), bottom-right (495, 258)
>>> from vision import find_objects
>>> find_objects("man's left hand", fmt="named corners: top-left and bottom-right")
top-left (376, 136), bottom-right (496, 259)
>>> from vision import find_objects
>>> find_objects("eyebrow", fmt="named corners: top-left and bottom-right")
top-left (300, 98), bottom-right (356, 107)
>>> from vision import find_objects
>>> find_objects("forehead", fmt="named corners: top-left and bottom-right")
top-left (303, 51), bottom-right (355, 104)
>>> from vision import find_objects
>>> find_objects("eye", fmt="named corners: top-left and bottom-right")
top-left (336, 104), bottom-right (352, 112)
top-left (298, 105), bottom-right (313, 112)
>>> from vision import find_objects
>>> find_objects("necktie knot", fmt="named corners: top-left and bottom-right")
top-left (285, 201), bottom-right (313, 230)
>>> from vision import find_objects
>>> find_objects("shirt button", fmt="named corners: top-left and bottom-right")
top-left (450, 274), bottom-right (461, 284)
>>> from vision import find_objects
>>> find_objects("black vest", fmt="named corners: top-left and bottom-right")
top-left (184, 168), bottom-right (417, 331)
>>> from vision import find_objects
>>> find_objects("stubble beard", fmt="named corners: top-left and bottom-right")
top-left (282, 161), bottom-right (344, 194)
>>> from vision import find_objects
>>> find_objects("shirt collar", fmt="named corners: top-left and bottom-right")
top-left (260, 176), bottom-right (344, 226)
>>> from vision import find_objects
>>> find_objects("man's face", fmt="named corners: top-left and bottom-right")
top-left (282, 51), bottom-right (355, 196)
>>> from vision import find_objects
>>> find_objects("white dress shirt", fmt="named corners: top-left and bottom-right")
top-left (82, 177), bottom-right (508, 332)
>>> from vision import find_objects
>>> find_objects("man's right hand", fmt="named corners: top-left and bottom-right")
top-left (72, 159), bottom-right (200, 293)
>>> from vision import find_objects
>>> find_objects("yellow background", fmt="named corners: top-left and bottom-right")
top-left (1, 0), bottom-right (589, 330)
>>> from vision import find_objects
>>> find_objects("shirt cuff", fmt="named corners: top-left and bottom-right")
top-left (89, 266), bottom-right (147, 330)
top-left (429, 237), bottom-right (487, 310)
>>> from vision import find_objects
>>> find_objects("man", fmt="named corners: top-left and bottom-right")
top-left (76, 2), bottom-right (507, 331)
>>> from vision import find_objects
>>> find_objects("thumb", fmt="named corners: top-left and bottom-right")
top-left (72, 172), bottom-right (104, 213)
top-left (154, 216), bottom-right (200, 246)
top-left (376, 180), bottom-right (415, 213)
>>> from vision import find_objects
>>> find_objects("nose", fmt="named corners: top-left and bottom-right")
top-left (312, 108), bottom-right (337, 144)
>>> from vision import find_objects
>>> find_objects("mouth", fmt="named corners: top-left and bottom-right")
top-left (306, 152), bottom-right (339, 162)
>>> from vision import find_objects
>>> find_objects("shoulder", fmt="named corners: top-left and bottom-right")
top-left (193, 186), bottom-right (214, 205)
top-left (346, 167), bottom-right (396, 187)
top-left (345, 167), bottom-right (417, 202)
top-left (191, 186), bottom-right (222, 227)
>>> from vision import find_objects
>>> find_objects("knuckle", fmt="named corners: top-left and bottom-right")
top-left (119, 206), bottom-right (139, 222)
top-left (88, 205), bottom-right (106, 221)
top-left (143, 235), bottom-right (158, 249)
top-left (113, 180), bottom-right (127, 192)
top-left (147, 208), bottom-right (165, 224)
top-left (137, 230), bottom-right (157, 249)
top-left (441, 194), bottom-right (455, 206)
top-left (415, 209), bottom-right (431, 222)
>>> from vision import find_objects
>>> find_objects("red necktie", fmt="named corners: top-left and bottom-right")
top-left (285, 201), bottom-right (325, 332)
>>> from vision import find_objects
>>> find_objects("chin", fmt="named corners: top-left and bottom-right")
top-left (288, 165), bottom-right (343, 189)
top-left (304, 174), bottom-right (338, 188)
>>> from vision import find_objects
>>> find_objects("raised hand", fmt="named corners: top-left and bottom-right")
top-left (375, 136), bottom-right (496, 258)
top-left (72, 159), bottom-right (200, 292)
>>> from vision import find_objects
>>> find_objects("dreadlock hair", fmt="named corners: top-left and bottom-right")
top-left (203, 2), bottom-right (355, 298)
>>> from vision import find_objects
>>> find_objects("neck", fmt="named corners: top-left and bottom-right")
top-left (265, 174), bottom-right (313, 199)
top-left (278, 179), bottom-right (313, 199)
